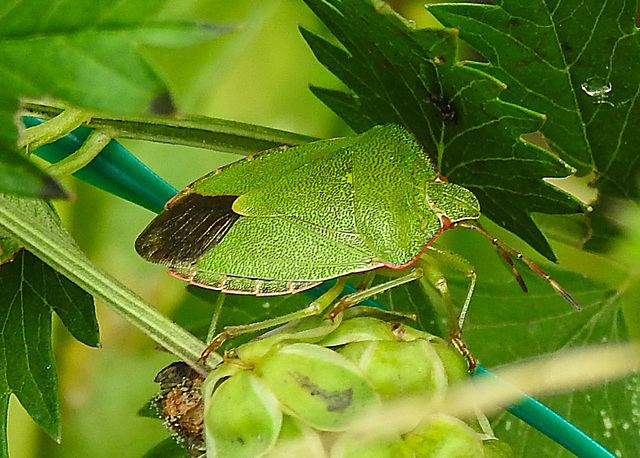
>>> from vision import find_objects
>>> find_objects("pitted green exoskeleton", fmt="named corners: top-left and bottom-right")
top-left (135, 124), bottom-right (579, 364)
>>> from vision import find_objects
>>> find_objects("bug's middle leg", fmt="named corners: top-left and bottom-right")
top-left (200, 277), bottom-right (349, 361)
top-left (326, 267), bottom-right (424, 319)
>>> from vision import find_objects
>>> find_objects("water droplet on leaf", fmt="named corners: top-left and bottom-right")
top-left (580, 76), bottom-right (613, 105)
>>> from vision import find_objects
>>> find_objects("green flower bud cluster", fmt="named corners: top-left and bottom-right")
top-left (156, 308), bottom-right (513, 457)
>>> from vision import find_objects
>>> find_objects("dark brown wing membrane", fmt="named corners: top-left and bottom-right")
top-left (135, 193), bottom-right (240, 268)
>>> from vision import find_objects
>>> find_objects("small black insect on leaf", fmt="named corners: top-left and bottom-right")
top-left (425, 92), bottom-right (458, 125)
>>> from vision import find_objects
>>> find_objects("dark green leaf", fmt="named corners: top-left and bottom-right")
top-left (452, 264), bottom-right (636, 457)
top-left (143, 438), bottom-right (191, 458)
top-left (301, 0), bottom-right (582, 260)
top-left (0, 0), bottom-right (225, 125)
top-left (429, 0), bottom-right (640, 248)
top-left (0, 250), bottom-right (97, 457)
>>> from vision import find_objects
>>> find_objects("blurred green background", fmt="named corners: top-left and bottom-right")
top-left (8, 1), bottom-right (450, 456)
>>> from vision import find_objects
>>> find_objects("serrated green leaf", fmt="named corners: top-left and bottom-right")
top-left (0, 195), bottom-right (99, 457)
top-left (0, 196), bottom-right (99, 346)
top-left (301, 0), bottom-right (582, 260)
top-left (0, 193), bottom-right (207, 364)
top-left (0, 250), bottom-right (97, 456)
top-left (0, 0), bottom-right (206, 124)
top-left (454, 264), bottom-right (637, 457)
top-left (428, 0), bottom-right (640, 249)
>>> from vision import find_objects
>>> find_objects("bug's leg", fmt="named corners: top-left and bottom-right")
top-left (416, 247), bottom-right (478, 370)
top-left (452, 220), bottom-right (581, 310)
top-left (420, 245), bottom-right (478, 332)
top-left (326, 268), bottom-right (423, 319)
top-left (355, 270), bottom-right (377, 291)
top-left (200, 277), bottom-right (348, 361)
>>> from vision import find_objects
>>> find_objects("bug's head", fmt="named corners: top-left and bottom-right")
top-left (426, 181), bottom-right (481, 224)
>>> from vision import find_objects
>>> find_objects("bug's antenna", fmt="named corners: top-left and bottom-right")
top-left (451, 221), bottom-right (581, 311)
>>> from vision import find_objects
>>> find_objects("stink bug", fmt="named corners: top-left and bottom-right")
top-left (135, 123), bottom-right (579, 361)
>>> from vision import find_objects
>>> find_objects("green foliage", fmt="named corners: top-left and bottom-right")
top-left (0, 0), bottom-right (228, 198)
top-left (0, 0), bottom-right (638, 457)
top-left (429, 0), bottom-right (640, 192)
top-left (0, 249), bottom-right (97, 450)
top-left (429, 0), bottom-right (640, 252)
top-left (0, 1), bottom-right (227, 455)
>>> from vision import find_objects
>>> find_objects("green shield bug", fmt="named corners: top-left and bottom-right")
top-left (135, 123), bottom-right (579, 363)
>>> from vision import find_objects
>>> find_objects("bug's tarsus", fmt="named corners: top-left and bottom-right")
top-left (452, 221), bottom-right (581, 311)
top-left (451, 334), bottom-right (477, 372)
top-left (200, 331), bottom-right (229, 362)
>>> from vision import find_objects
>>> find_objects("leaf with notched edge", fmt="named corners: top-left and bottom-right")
top-left (0, 250), bottom-right (98, 456)
top-left (301, 0), bottom-right (582, 261)
top-left (429, 0), bottom-right (640, 249)
top-left (0, 0), bottom-right (230, 199)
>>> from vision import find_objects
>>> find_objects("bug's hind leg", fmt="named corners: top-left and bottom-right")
top-left (417, 246), bottom-right (478, 370)
top-left (451, 220), bottom-right (581, 311)
top-left (200, 277), bottom-right (349, 361)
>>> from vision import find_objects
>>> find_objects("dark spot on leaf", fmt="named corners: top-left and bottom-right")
top-left (507, 17), bottom-right (520, 27)
top-left (149, 91), bottom-right (177, 115)
top-left (293, 373), bottom-right (353, 412)
top-left (426, 93), bottom-right (458, 125)
top-left (560, 42), bottom-right (573, 53)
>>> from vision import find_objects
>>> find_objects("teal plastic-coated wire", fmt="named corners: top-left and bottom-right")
top-left (473, 366), bottom-right (616, 458)
top-left (25, 119), bottom-right (616, 458)
top-left (24, 117), bottom-right (177, 213)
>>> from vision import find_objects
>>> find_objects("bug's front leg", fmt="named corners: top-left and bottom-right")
top-left (417, 246), bottom-right (478, 370)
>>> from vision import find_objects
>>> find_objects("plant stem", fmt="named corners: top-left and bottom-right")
top-left (20, 98), bottom-right (316, 156)
top-left (0, 197), bottom-right (222, 371)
